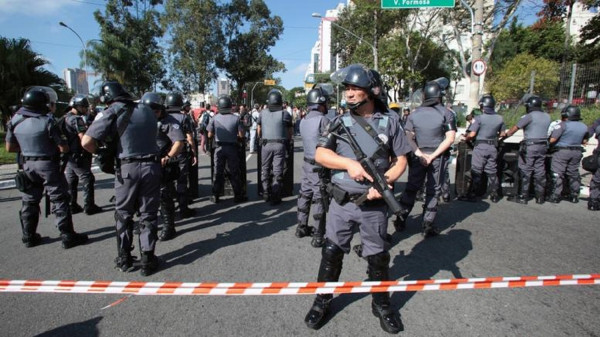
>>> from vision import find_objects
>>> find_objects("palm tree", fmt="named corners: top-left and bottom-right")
top-left (0, 37), bottom-right (68, 117)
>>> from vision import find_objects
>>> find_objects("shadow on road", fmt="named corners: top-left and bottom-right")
top-left (34, 316), bottom-right (103, 337)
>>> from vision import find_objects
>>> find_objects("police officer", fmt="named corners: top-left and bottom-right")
top-left (587, 116), bottom-right (600, 211)
top-left (207, 95), bottom-right (245, 203)
top-left (460, 94), bottom-right (506, 202)
top-left (505, 95), bottom-right (551, 204)
top-left (6, 87), bottom-right (88, 248)
top-left (142, 92), bottom-right (184, 241)
top-left (82, 81), bottom-right (161, 276)
top-left (304, 64), bottom-right (410, 334)
top-left (257, 89), bottom-right (293, 205)
top-left (395, 78), bottom-right (457, 236)
top-left (164, 92), bottom-right (197, 218)
top-left (547, 105), bottom-right (589, 203)
top-left (295, 86), bottom-right (331, 247)
top-left (64, 94), bottom-right (102, 215)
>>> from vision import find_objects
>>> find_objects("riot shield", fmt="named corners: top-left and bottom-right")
top-left (454, 141), bottom-right (472, 198)
top-left (189, 128), bottom-right (199, 199)
top-left (498, 141), bottom-right (520, 198)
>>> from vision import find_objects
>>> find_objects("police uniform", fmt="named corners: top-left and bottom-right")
top-left (167, 109), bottom-right (196, 217)
top-left (156, 113), bottom-right (185, 240)
top-left (467, 107), bottom-right (505, 201)
top-left (6, 95), bottom-right (88, 249)
top-left (207, 108), bottom-right (244, 201)
top-left (398, 102), bottom-right (456, 234)
top-left (295, 106), bottom-right (330, 245)
top-left (588, 117), bottom-right (600, 210)
top-left (64, 111), bottom-right (100, 214)
top-left (258, 105), bottom-right (292, 204)
top-left (85, 95), bottom-right (161, 276)
top-left (515, 108), bottom-right (551, 203)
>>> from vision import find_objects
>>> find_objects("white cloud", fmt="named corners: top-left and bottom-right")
top-left (290, 62), bottom-right (309, 75)
top-left (0, 0), bottom-right (77, 17)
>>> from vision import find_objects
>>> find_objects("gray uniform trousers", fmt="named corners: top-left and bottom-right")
top-left (22, 159), bottom-right (72, 232)
top-left (551, 149), bottom-right (582, 196)
top-left (114, 161), bottom-right (160, 253)
top-left (213, 144), bottom-right (242, 196)
top-left (399, 152), bottom-right (448, 223)
top-left (297, 162), bottom-right (324, 226)
top-left (471, 144), bottom-right (499, 195)
top-left (65, 153), bottom-right (95, 207)
top-left (261, 142), bottom-right (286, 197)
top-left (176, 152), bottom-right (190, 195)
top-left (326, 198), bottom-right (388, 257)
top-left (518, 143), bottom-right (547, 196)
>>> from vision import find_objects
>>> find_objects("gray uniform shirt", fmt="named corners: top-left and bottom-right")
top-left (157, 113), bottom-right (185, 155)
top-left (64, 112), bottom-right (88, 154)
top-left (551, 120), bottom-right (589, 146)
top-left (404, 104), bottom-right (456, 149)
top-left (300, 108), bottom-right (330, 160)
top-left (517, 110), bottom-right (552, 140)
top-left (6, 108), bottom-right (65, 157)
top-left (207, 113), bottom-right (243, 143)
top-left (470, 112), bottom-right (505, 140)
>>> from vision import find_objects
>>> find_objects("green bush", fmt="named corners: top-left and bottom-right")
top-left (0, 132), bottom-right (17, 165)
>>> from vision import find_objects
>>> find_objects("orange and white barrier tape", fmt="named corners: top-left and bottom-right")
top-left (1, 274), bottom-right (598, 296)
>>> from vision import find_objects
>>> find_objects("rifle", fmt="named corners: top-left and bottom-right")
top-left (316, 166), bottom-right (330, 238)
top-left (329, 118), bottom-right (403, 215)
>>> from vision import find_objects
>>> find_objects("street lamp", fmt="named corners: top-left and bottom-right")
top-left (311, 12), bottom-right (378, 71)
top-left (59, 21), bottom-right (88, 93)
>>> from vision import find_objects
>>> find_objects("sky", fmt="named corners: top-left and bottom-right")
top-left (0, 0), bottom-right (346, 94)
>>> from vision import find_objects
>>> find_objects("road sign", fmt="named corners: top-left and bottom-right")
top-left (381, 0), bottom-right (455, 9)
top-left (472, 59), bottom-right (486, 76)
top-left (264, 79), bottom-right (275, 86)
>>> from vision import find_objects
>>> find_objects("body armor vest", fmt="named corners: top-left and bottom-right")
top-left (213, 113), bottom-right (239, 143)
top-left (11, 113), bottom-right (59, 157)
top-left (261, 109), bottom-right (287, 140)
top-left (300, 109), bottom-right (325, 160)
top-left (556, 121), bottom-right (588, 147)
top-left (523, 110), bottom-right (551, 140)
top-left (118, 103), bottom-right (159, 158)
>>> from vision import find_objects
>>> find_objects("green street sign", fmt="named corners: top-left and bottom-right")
top-left (381, 0), bottom-right (455, 9)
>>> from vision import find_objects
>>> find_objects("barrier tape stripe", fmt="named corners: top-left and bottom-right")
top-left (1, 274), bottom-right (598, 296)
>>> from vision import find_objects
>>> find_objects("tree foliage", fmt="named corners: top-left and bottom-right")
top-left (162, 0), bottom-right (221, 94)
top-left (88, 0), bottom-right (165, 96)
top-left (0, 37), bottom-right (69, 116)
top-left (216, 0), bottom-right (285, 103)
top-left (487, 53), bottom-right (559, 101)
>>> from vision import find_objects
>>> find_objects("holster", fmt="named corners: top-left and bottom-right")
top-left (328, 184), bottom-right (349, 205)
top-left (161, 159), bottom-right (180, 182)
top-left (519, 143), bottom-right (527, 160)
top-left (15, 169), bottom-right (33, 192)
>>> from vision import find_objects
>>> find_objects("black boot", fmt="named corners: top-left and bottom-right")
top-left (489, 194), bottom-right (500, 203)
top-left (588, 199), bottom-right (600, 211)
top-left (20, 206), bottom-right (41, 248)
top-left (83, 176), bottom-right (101, 215)
top-left (178, 195), bottom-right (196, 218)
top-left (516, 194), bottom-right (528, 204)
top-left (158, 210), bottom-right (177, 241)
top-left (304, 240), bottom-right (343, 330)
top-left (295, 224), bottom-right (313, 238)
top-left (548, 194), bottom-right (561, 203)
top-left (70, 203), bottom-right (83, 214)
top-left (114, 248), bottom-right (135, 272)
top-left (535, 194), bottom-right (545, 204)
top-left (570, 193), bottom-right (579, 203)
top-left (84, 204), bottom-right (102, 215)
top-left (422, 221), bottom-right (440, 238)
top-left (59, 212), bottom-right (88, 249)
top-left (140, 251), bottom-right (160, 276)
top-left (311, 234), bottom-right (325, 248)
top-left (368, 252), bottom-right (403, 334)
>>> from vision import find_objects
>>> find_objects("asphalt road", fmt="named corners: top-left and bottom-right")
top-left (0, 137), bottom-right (599, 337)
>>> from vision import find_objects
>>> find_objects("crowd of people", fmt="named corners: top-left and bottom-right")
top-left (4, 64), bottom-right (600, 334)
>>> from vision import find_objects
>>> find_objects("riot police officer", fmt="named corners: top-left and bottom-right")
top-left (304, 64), bottom-right (410, 334)
top-left (257, 89), bottom-right (293, 205)
top-left (461, 94), bottom-right (506, 202)
top-left (587, 117), bottom-right (600, 211)
top-left (64, 94), bottom-right (102, 215)
top-left (165, 92), bottom-right (197, 218)
top-left (6, 87), bottom-right (88, 248)
top-left (142, 92), bottom-right (184, 241)
top-left (548, 105), bottom-right (589, 203)
top-left (207, 95), bottom-right (245, 203)
top-left (295, 86), bottom-right (331, 248)
top-left (505, 95), bottom-right (551, 204)
top-left (82, 81), bottom-right (161, 276)
top-left (395, 78), bottom-right (457, 237)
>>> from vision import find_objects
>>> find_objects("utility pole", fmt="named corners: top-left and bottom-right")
top-left (468, 0), bottom-right (484, 112)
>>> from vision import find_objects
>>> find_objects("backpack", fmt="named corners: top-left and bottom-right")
top-left (198, 112), bottom-right (210, 134)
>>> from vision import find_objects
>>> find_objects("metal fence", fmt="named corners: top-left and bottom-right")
top-left (556, 60), bottom-right (600, 107)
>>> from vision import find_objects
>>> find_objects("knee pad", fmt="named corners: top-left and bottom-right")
top-left (322, 239), bottom-right (344, 264)
top-left (313, 212), bottom-right (324, 221)
top-left (139, 220), bottom-right (157, 232)
top-left (367, 251), bottom-right (390, 269)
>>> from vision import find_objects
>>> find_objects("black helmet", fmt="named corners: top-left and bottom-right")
top-left (183, 99), bottom-right (191, 108)
top-left (267, 89), bottom-right (283, 111)
top-left (423, 81), bottom-right (443, 100)
top-left (21, 88), bottom-right (50, 112)
top-left (339, 64), bottom-right (374, 92)
top-left (165, 92), bottom-right (184, 109)
top-left (217, 95), bottom-right (233, 113)
top-left (69, 94), bottom-right (90, 108)
top-left (141, 92), bottom-right (164, 110)
top-left (369, 69), bottom-right (387, 102)
top-left (524, 95), bottom-right (543, 112)
top-left (562, 105), bottom-right (581, 121)
top-left (479, 94), bottom-right (496, 108)
top-left (306, 87), bottom-right (329, 105)
top-left (99, 81), bottom-right (132, 104)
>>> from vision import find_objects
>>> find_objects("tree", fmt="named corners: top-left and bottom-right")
top-left (0, 37), bottom-right (69, 117)
top-left (88, 0), bottom-right (165, 96)
top-left (217, 0), bottom-right (285, 103)
top-left (487, 53), bottom-right (559, 101)
top-left (162, 0), bottom-right (221, 94)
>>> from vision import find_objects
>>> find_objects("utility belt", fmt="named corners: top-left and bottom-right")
top-left (261, 139), bottom-right (286, 145)
top-left (22, 155), bottom-right (59, 162)
top-left (555, 146), bottom-right (582, 150)
top-left (120, 155), bottom-right (160, 164)
top-left (327, 183), bottom-right (385, 208)
top-left (304, 157), bottom-right (316, 165)
top-left (216, 141), bottom-right (238, 147)
top-left (475, 139), bottom-right (498, 146)
top-left (521, 139), bottom-right (548, 146)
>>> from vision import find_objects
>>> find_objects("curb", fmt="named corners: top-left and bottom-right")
top-left (0, 166), bottom-right (102, 191)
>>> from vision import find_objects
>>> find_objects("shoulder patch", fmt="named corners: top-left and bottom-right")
top-left (173, 124), bottom-right (180, 130)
